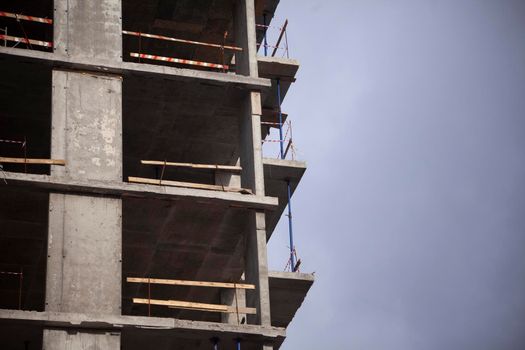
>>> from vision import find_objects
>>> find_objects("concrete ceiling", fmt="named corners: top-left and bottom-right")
top-left (123, 73), bottom-right (245, 182)
top-left (122, 196), bottom-right (250, 323)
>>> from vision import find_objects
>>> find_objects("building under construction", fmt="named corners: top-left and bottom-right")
top-left (0, 1), bottom-right (312, 349)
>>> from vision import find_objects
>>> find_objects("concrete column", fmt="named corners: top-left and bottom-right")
top-left (45, 69), bottom-right (123, 349)
top-left (240, 91), bottom-right (265, 195)
top-left (220, 286), bottom-right (247, 324)
top-left (245, 211), bottom-right (271, 326)
top-left (234, 0), bottom-right (259, 77)
top-left (54, 0), bottom-right (122, 61)
top-left (239, 88), bottom-right (270, 327)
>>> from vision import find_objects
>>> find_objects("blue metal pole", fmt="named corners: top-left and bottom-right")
top-left (287, 180), bottom-right (295, 271)
top-left (211, 337), bottom-right (219, 350)
top-left (277, 79), bottom-right (284, 159)
top-left (235, 338), bottom-right (241, 350)
top-left (263, 13), bottom-right (268, 56)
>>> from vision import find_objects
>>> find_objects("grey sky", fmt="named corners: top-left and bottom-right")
top-left (266, 1), bottom-right (525, 349)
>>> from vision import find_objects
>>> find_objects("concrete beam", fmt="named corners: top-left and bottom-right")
top-left (0, 47), bottom-right (271, 90)
top-left (0, 310), bottom-right (286, 341)
top-left (1, 172), bottom-right (278, 211)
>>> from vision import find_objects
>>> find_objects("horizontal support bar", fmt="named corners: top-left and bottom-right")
top-left (0, 34), bottom-right (52, 48)
top-left (123, 30), bottom-right (242, 52)
top-left (141, 160), bottom-right (242, 172)
top-left (127, 277), bottom-right (255, 290)
top-left (130, 52), bottom-right (228, 70)
top-left (0, 157), bottom-right (65, 165)
top-left (128, 176), bottom-right (253, 194)
top-left (0, 11), bottom-right (53, 24)
top-left (133, 298), bottom-right (257, 314)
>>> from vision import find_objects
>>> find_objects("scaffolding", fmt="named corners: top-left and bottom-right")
top-left (256, 19), bottom-right (289, 58)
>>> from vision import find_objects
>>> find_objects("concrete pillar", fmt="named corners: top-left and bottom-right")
top-left (240, 91), bottom-right (265, 195)
top-left (238, 89), bottom-right (271, 327)
top-left (45, 69), bottom-right (122, 349)
top-left (244, 211), bottom-right (271, 326)
top-left (220, 286), bottom-right (247, 324)
top-left (54, 0), bottom-right (122, 61)
top-left (234, 0), bottom-right (259, 77)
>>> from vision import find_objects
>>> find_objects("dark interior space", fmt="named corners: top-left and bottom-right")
top-left (122, 328), bottom-right (265, 350)
top-left (0, 57), bottom-right (52, 175)
top-left (122, 197), bottom-right (249, 322)
top-left (0, 0), bottom-right (53, 53)
top-left (123, 74), bottom-right (244, 185)
top-left (0, 323), bottom-right (43, 350)
top-left (122, 0), bottom-right (238, 72)
top-left (0, 187), bottom-right (48, 312)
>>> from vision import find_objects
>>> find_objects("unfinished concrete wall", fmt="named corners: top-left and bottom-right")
top-left (46, 194), bottom-right (121, 313)
top-left (45, 69), bottom-right (123, 348)
top-left (240, 91), bottom-right (265, 195)
top-left (54, 0), bottom-right (122, 61)
top-left (43, 330), bottom-right (120, 350)
top-left (51, 70), bottom-right (122, 180)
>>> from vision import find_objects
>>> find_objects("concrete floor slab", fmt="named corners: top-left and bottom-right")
top-left (263, 158), bottom-right (306, 240)
top-left (268, 271), bottom-right (314, 328)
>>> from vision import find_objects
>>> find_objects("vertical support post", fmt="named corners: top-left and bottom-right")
top-left (276, 77), bottom-right (296, 272)
top-left (234, 0), bottom-right (258, 76)
top-left (263, 13), bottom-right (268, 57)
top-left (211, 337), bottom-right (220, 350)
top-left (45, 68), bottom-right (122, 349)
top-left (277, 79), bottom-right (284, 159)
top-left (236, 338), bottom-right (242, 350)
top-left (286, 180), bottom-right (295, 271)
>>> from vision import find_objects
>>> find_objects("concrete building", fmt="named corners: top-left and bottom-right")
top-left (0, 1), bottom-right (312, 349)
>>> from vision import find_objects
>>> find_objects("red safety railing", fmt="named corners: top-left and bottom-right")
top-left (256, 19), bottom-right (289, 58)
top-left (0, 11), bottom-right (53, 50)
top-left (123, 30), bottom-right (242, 72)
top-left (261, 119), bottom-right (296, 160)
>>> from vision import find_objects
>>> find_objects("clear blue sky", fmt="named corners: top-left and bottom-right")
top-left (266, 1), bottom-right (525, 349)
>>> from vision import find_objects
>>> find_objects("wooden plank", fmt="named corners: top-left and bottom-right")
top-left (0, 157), bottom-right (65, 165)
top-left (141, 160), bottom-right (242, 172)
top-left (128, 176), bottom-right (253, 194)
top-left (127, 277), bottom-right (255, 290)
top-left (133, 298), bottom-right (257, 314)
